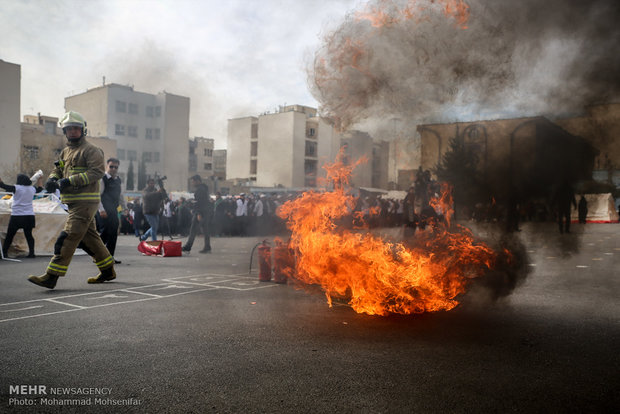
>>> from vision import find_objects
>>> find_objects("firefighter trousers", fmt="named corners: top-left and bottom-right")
top-left (46, 203), bottom-right (114, 277)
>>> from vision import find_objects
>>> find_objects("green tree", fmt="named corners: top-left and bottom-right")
top-left (126, 159), bottom-right (134, 191)
top-left (137, 161), bottom-right (147, 191)
top-left (435, 137), bottom-right (485, 217)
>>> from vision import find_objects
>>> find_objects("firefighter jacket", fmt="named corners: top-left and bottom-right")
top-left (49, 136), bottom-right (105, 204)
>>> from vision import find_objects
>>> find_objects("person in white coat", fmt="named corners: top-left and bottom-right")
top-left (0, 174), bottom-right (44, 258)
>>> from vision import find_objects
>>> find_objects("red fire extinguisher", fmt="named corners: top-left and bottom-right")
top-left (273, 240), bottom-right (294, 284)
top-left (257, 241), bottom-right (272, 282)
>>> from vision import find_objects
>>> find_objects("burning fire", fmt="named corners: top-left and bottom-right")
top-left (355, 0), bottom-right (470, 29)
top-left (278, 155), bottom-right (499, 316)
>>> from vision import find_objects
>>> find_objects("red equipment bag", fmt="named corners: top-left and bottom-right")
top-left (138, 240), bottom-right (182, 257)
top-left (161, 240), bottom-right (182, 257)
top-left (138, 241), bottom-right (162, 256)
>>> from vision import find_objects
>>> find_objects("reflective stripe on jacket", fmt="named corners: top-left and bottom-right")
top-left (49, 137), bottom-right (105, 204)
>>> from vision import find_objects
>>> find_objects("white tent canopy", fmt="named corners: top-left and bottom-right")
top-left (1, 194), bottom-right (68, 257)
top-left (571, 193), bottom-right (619, 223)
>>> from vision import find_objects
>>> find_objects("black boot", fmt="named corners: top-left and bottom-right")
top-left (28, 273), bottom-right (59, 289)
top-left (87, 267), bottom-right (116, 284)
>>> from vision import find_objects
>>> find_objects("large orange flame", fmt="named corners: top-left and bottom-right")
top-left (278, 155), bottom-right (498, 316)
top-left (355, 0), bottom-right (470, 29)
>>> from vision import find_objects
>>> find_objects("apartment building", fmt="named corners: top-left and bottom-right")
top-left (227, 105), bottom-right (340, 188)
top-left (212, 149), bottom-right (227, 181)
top-left (65, 83), bottom-right (189, 191)
top-left (0, 60), bottom-right (21, 177)
top-left (189, 136), bottom-right (215, 179)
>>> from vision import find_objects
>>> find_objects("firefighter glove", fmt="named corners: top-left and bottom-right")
top-left (58, 178), bottom-right (71, 192)
top-left (45, 178), bottom-right (59, 193)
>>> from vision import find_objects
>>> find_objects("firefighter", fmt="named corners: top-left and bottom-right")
top-left (28, 111), bottom-right (116, 289)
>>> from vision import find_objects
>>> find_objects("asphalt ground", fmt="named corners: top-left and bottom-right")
top-left (0, 223), bottom-right (618, 413)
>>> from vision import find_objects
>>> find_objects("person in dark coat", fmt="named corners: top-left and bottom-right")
top-left (554, 180), bottom-right (577, 234)
top-left (578, 195), bottom-right (588, 224)
top-left (141, 178), bottom-right (166, 241)
top-left (182, 175), bottom-right (213, 253)
top-left (403, 186), bottom-right (416, 237)
top-left (98, 158), bottom-right (123, 263)
top-left (211, 192), bottom-right (225, 236)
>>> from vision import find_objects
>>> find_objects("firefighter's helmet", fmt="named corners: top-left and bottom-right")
top-left (59, 111), bottom-right (87, 136)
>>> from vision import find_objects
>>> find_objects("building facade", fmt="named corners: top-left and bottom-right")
top-left (339, 130), bottom-right (374, 188)
top-left (65, 83), bottom-right (190, 191)
top-left (417, 116), bottom-right (597, 200)
top-left (0, 60), bottom-right (21, 178)
top-left (212, 149), bottom-right (227, 181)
top-left (227, 105), bottom-right (341, 188)
top-left (556, 103), bottom-right (620, 186)
top-left (189, 137), bottom-right (214, 178)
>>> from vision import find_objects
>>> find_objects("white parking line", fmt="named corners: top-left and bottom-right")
top-left (0, 287), bottom-right (217, 324)
top-left (46, 299), bottom-right (87, 309)
top-left (0, 273), bottom-right (280, 324)
top-left (85, 293), bottom-right (130, 300)
top-left (0, 305), bottom-right (43, 313)
top-left (153, 284), bottom-right (194, 290)
top-left (122, 289), bottom-right (162, 298)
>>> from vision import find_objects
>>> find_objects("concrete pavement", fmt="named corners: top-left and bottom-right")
top-left (0, 223), bottom-right (618, 413)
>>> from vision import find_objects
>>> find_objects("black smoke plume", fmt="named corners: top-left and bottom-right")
top-left (309, 0), bottom-right (620, 130)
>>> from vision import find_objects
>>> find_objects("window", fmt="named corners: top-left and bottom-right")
top-left (24, 145), bottom-right (39, 160)
top-left (154, 152), bottom-right (160, 163)
top-left (155, 106), bottom-right (161, 117)
top-left (127, 150), bottom-right (137, 161)
top-left (115, 124), bottom-right (125, 136)
top-left (128, 126), bottom-right (138, 137)
top-left (304, 159), bottom-right (317, 174)
top-left (307, 127), bottom-right (316, 137)
top-left (145, 128), bottom-right (152, 139)
top-left (128, 103), bottom-right (138, 114)
top-left (154, 128), bottom-right (160, 140)
top-left (203, 148), bottom-right (213, 157)
top-left (204, 163), bottom-right (212, 171)
top-left (251, 142), bottom-right (258, 156)
top-left (116, 100), bottom-right (126, 113)
top-left (304, 159), bottom-right (317, 187)
top-left (146, 106), bottom-right (154, 117)
top-left (117, 149), bottom-right (126, 160)
top-left (142, 152), bottom-right (152, 162)
top-left (250, 159), bottom-right (257, 175)
top-left (251, 124), bottom-right (258, 139)
top-left (44, 121), bottom-right (56, 135)
top-left (305, 141), bottom-right (317, 157)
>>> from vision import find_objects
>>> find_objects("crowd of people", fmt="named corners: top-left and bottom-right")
top-left (123, 191), bottom-right (294, 240)
top-left (121, 169), bottom-right (447, 242)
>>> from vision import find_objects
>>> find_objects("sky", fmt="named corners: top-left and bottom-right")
top-left (0, 0), bottom-right (360, 149)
